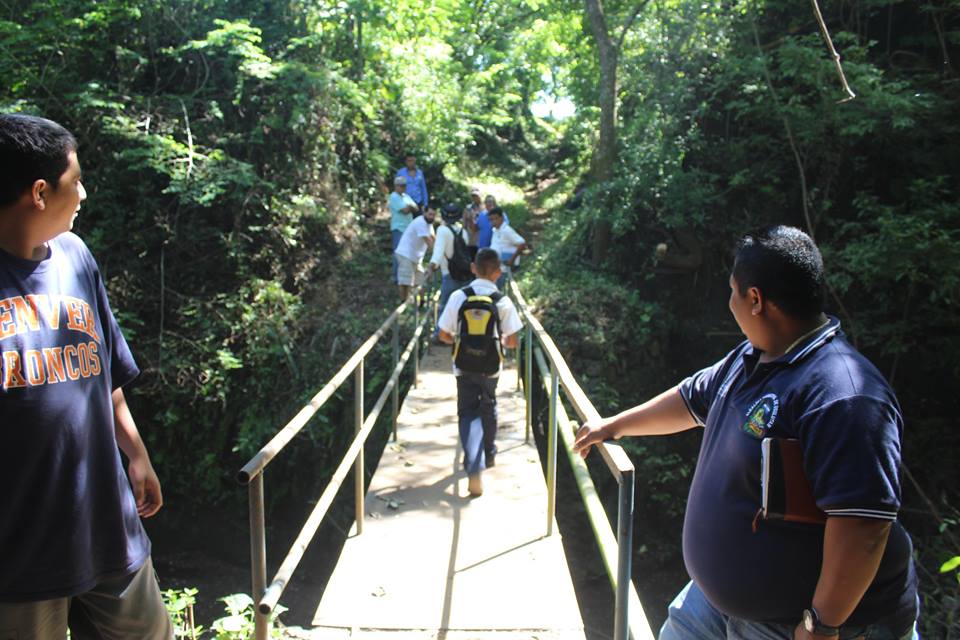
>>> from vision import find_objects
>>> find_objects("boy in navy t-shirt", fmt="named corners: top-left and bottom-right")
top-left (0, 114), bottom-right (172, 638)
top-left (574, 226), bottom-right (918, 640)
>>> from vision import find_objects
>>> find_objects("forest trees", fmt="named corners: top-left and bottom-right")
top-left (582, 0), bottom-right (650, 263)
top-left (526, 0), bottom-right (959, 634)
top-left (1, 0), bottom-right (958, 633)
top-left (0, 0), bottom-right (564, 499)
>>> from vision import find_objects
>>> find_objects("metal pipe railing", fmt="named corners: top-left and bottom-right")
top-left (511, 280), bottom-right (653, 640)
top-left (237, 294), bottom-right (417, 485)
top-left (391, 321), bottom-right (399, 441)
top-left (546, 359), bottom-right (559, 536)
top-left (354, 358), bottom-right (365, 535)
top-left (257, 320), bottom-right (426, 616)
top-left (414, 300), bottom-right (420, 388)
top-left (532, 346), bottom-right (653, 640)
top-left (249, 474), bottom-right (268, 640)
top-left (239, 281), bottom-right (438, 637)
top-left (524, 324), bottom-right (533, 444)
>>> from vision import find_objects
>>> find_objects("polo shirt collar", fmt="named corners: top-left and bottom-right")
top-left (741, 315), bottom-right (842, 368)
top-left (784, 315), bottom-right (841, 364)
top-left (468, 278), bottom-right (498, 292)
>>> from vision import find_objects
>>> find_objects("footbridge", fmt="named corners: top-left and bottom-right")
top-left (238, 281), bottom-right (656, 640)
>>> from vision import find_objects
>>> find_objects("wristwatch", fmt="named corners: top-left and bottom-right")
top-left (802, 607), bottom-right (840, 636)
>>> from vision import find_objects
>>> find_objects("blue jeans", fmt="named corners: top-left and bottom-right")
top-left (434, 273), bottom-right (469, 339)
top-left (456, 373), bottom-right (499, 475)
top-left (659, 581), bottom-right (919, 640)
top-left (391, 230), bottom-right (403, 282)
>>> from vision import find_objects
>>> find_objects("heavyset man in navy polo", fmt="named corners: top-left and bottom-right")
top-left (574, 226), bottom-right (918, 640)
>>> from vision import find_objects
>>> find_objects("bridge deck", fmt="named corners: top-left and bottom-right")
top-left (309, 345), bottom-right (585, 639)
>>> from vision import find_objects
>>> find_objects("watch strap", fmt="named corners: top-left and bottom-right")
top-left (805, 607), bottom-right (841, 636)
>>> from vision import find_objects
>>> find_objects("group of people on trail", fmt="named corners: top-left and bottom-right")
top-left (386, 154), bottom-right (533, 497)
top-left (388, 154), bottom-right (531, 303)
top-left (0, 116), bottom-right (919, 640)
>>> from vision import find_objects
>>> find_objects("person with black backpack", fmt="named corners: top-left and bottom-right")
top-left (429, 202), bottom-right (475, 343)
top-left (437, 248), bottom-right (523, 497)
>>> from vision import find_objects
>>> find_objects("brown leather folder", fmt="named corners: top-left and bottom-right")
top-left (760, 437), bottom-right (827, 526)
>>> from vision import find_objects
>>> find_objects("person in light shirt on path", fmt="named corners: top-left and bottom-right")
top-left (488, 207), bottom-right (531, 289)
top-left (438, 248), bottom-right (523, 497)
top-left (388, 175), bottom-right (418, 282)
top-left (429, 203), bottom-right (473, 341)
top-left (394, 202), bottom-right (436, 301)
top-left (462, 187), bottom-right (483, 248)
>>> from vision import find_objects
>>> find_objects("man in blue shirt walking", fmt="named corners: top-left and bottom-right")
top-left (476, 194), bottom-right (508, 249)
top-left (574, 226), bottom-right (918, 640)
top-left (396, 153), bottom-right (428, 211)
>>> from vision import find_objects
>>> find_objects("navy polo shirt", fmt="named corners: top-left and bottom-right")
top-left (678, 317), bottom-right (917, 629)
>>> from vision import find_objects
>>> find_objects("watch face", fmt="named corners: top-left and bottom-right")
top-left (803, 609), bottom-right (815, 632)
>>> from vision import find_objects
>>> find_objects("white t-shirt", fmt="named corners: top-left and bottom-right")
top-left (429, 223), bottom-right (469, 276)
top-left (395, 215), bottom-right (435, 263)
top-left (491, 223), bottom-right (525, 271)
top-left (437, 278), bottom-right (524, 376)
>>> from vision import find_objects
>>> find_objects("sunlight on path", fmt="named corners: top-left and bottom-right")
top-left (307, 346), bottom-right (585, 639)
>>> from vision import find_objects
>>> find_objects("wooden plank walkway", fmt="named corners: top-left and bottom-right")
top-left (308, 345), bottom-right (586, 639)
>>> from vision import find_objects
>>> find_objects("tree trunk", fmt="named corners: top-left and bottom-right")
top-left (354, 1), bottom-right (364, 79)
top-left (584, 0), bottom-right (618, 264)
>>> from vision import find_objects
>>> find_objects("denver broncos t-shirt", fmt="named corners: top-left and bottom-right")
top-left (0, 232), bottom-right (149, 601)
top-left (678, 317), bottom-right (917, 631)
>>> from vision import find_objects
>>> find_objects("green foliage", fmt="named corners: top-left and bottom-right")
top-left (517, 0), bottom-right (960, 628)
top-left (942, 555), bottom-right (960, 578)
top-left (162, 587), bottom-right (204, 638)
top-left (210, 593), bottom-right (287, 639)
top-left (3, 0), bottom-right (958, 628)
top-left (830, 177), bottom-right (960, 372)
top-left (919, 506), bottom-right (960, 638)
top-left (0, 0), bottom-right (568, 503)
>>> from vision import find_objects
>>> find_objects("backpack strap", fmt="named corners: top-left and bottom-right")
top-left (446, 223), bottom-right (462, 259)
top-left (456, 287), bottom-right (476, 325)
top-left (490, 292), bottom-right (503, 335)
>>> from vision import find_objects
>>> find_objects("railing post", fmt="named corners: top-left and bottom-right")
top-left (524, 324), bottom-right (532, 444)
top-left (354, 359), bottom-right (365, 535)
top-left (413, 299), bottom-right (420, 389)
top-left (546, 359), bottom-right (559, 536)
top-left (613, 469), bottom-right (635, 640)
top-left (516, 338), bottom-right (522, 391)
top-left (433, 274), bottom-right (439, 337)
top-left (249, 475), bottom-right (269, 640)
top-left (391, 320), bottom-right (399, 442)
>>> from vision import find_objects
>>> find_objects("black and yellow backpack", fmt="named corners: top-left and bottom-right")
top-left (453, 287), bottom-right (503, 375)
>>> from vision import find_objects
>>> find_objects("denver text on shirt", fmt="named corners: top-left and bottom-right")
top-left (0, 293), bottom-right (103, 389)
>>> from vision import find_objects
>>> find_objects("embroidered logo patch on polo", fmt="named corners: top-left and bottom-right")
top-left (742, 393), bottom-right (779, 439)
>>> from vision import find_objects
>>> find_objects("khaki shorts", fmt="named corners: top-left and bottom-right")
top-left (396, 254), bottom-right (424, 287)
top-left (0, 557), bottom-right (173, 640)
